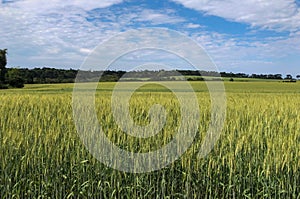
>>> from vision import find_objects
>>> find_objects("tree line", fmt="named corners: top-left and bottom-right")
top-left (2, 67), bottom-right (297, 84)
top-left (0, 49), bottom-right (298, 89)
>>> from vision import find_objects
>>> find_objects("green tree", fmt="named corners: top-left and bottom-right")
top-left (0, 49), bottom-right (7, 84)
top-left (285, 74), bottom-right (292, 79)
top-left (6, 68), bottom-right (24, 88)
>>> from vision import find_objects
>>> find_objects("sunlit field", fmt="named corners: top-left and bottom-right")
top-left (0, 81), bottom-right (299, 198)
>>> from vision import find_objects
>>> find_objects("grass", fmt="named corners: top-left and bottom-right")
top-left (0, 81), bottom-right (299, 198)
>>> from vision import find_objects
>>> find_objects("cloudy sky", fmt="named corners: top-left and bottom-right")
top-left (1, 0), bottom-right (300, 75)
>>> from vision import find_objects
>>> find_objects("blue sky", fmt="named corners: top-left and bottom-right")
top-left (0, 0), bottom-right (300, 75)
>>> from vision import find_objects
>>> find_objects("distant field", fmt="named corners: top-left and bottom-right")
top-left (2, 80), bottom-right (299, 94)
top-left (0, 81), bottom-right (299, 198)
top-left (112, 75), bottom-right (284, 82)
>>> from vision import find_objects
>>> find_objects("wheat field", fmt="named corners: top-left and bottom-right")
top-left (0, 82), bottom-right (299, 198)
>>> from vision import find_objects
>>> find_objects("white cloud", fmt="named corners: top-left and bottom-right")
top-left (1, 0), bottom-right (123, 13)
top-left (0, 0), bottom-right (299, 74)
top-left (171, 0), bottom-right (300, 31)
top-left (186, 23), bottom-right (202, 29)
top-left (0, 0), bottom-right (187, 68)
top-left (189, 29), bottom-right (300, 73)
top-left (135, 9), bottom-right (185, 25)
top-left (0, 0), bottom-right (125, 68)
top-left (79, 48), bottom-right (93, 54)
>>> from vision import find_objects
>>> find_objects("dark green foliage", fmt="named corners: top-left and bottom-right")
top-left (0, 84), bottom-right (8, 89)
top-left (3, 67), bottom-right (289, 85)
top-left (8, 77), bottom-right (24, 88)
top-left (285, 74), bottom-right (293, 79)
top-left (222, 72), bottom-right (283, 79)
top-left (6, 68), bottom-right (24, 88)
top-left (0, 49), bottom-right (7, 84)
top-left (6, 67), bottom-right (78, 84)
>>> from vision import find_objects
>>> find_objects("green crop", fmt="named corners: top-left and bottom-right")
top-left (0, 81), bottom-right (299, 198)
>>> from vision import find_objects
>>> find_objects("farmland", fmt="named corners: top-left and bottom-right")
top-left (0, 81), bottom-right (299, 198)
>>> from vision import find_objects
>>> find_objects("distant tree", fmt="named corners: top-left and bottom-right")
top-left (6, 68), bottom-right (24, 88)
top-left (274, 74), bottom-right (283, 79)
top-left (0, 49), bottom-right (7, 84)
top-left (285, 74), bottom-right (293, 79)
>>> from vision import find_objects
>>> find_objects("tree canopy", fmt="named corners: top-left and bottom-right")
top-left (0, 49), bottom-right (7, 69)
top-left (0, 49), bottom-right (8, 84)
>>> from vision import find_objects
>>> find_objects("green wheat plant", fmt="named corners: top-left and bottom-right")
top-left (0, 82), bottom-right (299, 198)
